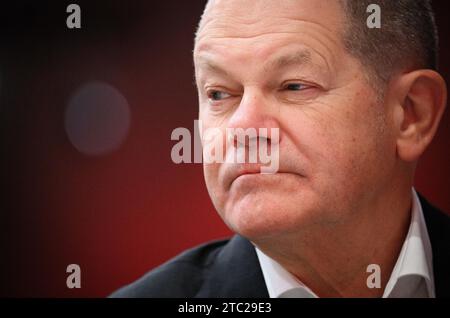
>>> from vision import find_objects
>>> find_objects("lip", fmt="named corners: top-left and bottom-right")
top-left (225, 165), bottom-right (262, 188)
top-left (233, 170), bottom-right (262, 182)
top-left (226, 164), bottom-right (302, 189)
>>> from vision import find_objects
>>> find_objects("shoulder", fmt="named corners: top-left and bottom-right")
top-left (109, 238), bottom-right (231, 298)
top-left (420, 193), bottom-right (450, 238)
top-left (419, 194), bottom-right (450, 298)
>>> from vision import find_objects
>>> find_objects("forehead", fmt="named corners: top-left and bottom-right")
top-left (194, 0), bottom-right (346, 74)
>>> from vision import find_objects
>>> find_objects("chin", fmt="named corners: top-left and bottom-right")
top-left (220, 193), bottom-right (315, 240)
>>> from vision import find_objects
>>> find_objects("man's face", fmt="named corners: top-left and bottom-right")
top-left (194, 0), bottom-right (397, 240)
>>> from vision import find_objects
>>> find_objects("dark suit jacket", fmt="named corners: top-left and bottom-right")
top-left (111, 196), bottom-right (450, 298)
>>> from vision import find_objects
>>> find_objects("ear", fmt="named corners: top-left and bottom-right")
top-left (392, 70), bottom-right (447, 162)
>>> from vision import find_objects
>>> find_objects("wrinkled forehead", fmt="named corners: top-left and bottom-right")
top-left (194, 0), bottom-right (348, 79)
top-left (195, 0), bottom-right (346, 47)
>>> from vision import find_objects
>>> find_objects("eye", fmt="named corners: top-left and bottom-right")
top-left (284, 83), bottom-right (309, 91)
top-left (207, 90), bottom-right (231, 101)
top-left (279, 81), bottom-right (321, 102)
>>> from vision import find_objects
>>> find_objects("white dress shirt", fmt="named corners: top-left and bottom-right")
top-left (255, 189), bottom-right (435, 298)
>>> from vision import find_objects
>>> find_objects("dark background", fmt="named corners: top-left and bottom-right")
top-left (0, 1), bottom-right (449, 297)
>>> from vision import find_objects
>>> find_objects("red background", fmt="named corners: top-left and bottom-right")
top-left (0, 1), bottom-right (449, 297)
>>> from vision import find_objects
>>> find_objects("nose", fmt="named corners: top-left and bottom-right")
top-left (227, 88), bottom-right (282, 147)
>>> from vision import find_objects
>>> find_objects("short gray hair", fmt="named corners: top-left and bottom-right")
top-left (340, 0), bottom-right (439, 85)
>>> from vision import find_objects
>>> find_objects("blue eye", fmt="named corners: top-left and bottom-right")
top-left (208, 90), bottom-right (231, 101)
top-left (285, 83), bottom-right (307, 91)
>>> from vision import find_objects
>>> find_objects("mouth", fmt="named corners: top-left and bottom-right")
top-left (226, 164), bottom-right (302, 189)
top-left (225, 165), bottom-right (262, 187)
top-left (233, 170), bottom-right (261, 183)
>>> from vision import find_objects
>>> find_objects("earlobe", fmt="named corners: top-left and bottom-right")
top-left (395, 70), bottom-right (447, 162)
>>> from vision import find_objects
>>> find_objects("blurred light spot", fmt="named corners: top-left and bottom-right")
top-left (65, 81), bottom-right (131, 156)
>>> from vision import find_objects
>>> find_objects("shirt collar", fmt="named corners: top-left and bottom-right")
top-left (255, 188), bottom-right (435, 298)
top-left (255, 247), bottom-right (318, 298)
top-left (383, 189), bottom-right (435, 297)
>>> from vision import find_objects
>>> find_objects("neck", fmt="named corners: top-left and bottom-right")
top-left (253, 183), bottom-right (413, 298)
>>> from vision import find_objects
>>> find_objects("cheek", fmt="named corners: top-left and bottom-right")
top-left (285, 98), bottom-right (392, 194)
top-left (201, 130), bottom-right (232, 210)
top-left (203, 163), bottom-right (224, 208)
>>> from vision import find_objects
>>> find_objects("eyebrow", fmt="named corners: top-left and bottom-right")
top-left (196, 59), bottom-right (230, 77)
top-left (268, 50), bottom-right (312, 70)
top-left (195, 49), bottom-right (314, 80)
